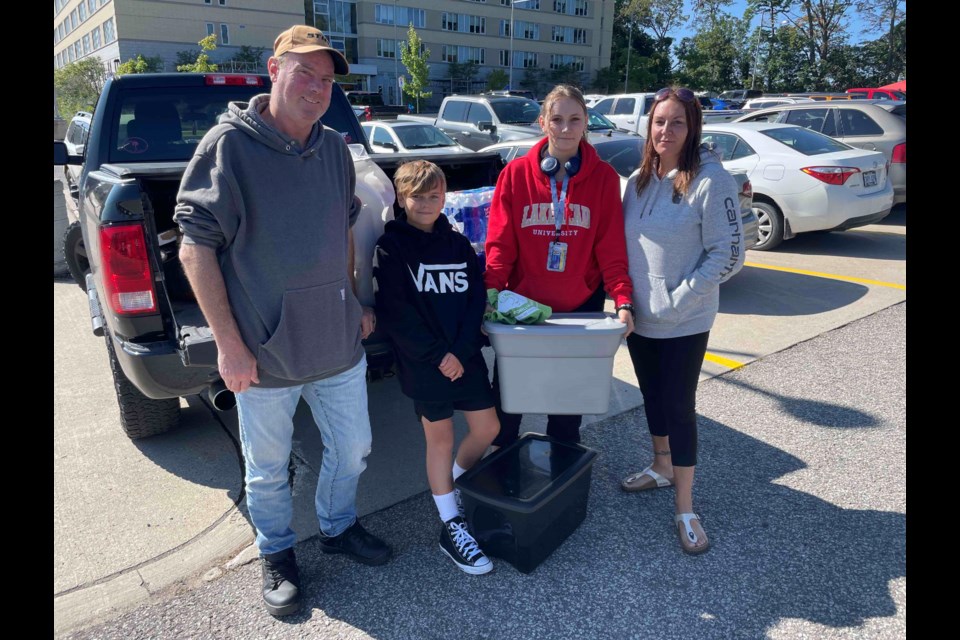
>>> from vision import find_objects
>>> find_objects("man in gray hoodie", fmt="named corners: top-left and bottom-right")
top-left (174, 25), bottom-right (390, 617)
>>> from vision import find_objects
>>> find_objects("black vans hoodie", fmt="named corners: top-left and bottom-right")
top-left (373, 215), bottom-right (490, 402)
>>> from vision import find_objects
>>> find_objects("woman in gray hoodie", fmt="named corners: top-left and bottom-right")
top-left (621, 88), bottom-right (746, 555)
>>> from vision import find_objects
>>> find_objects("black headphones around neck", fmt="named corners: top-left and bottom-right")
top-left (540, 149), bottom-right (581, 177)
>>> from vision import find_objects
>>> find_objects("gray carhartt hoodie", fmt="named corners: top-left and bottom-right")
top-left (622, 147), bottom-right (745, 339)
top-left (174, 94), bottom-right (364, 387)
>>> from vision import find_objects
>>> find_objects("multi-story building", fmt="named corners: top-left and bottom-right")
top-left (53, 0), bottom-right (303, 74)
top-left (54, 0), bottom-right (614, 103)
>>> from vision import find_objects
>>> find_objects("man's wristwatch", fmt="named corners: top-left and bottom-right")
top-left (615, 303), bottom-right (635, 317)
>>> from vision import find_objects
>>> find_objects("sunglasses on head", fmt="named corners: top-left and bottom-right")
top-left (654, 87), bottom-right (696, 103)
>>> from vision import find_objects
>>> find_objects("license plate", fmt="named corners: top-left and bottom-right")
top-left (863, 170), bottom-right (877, 187)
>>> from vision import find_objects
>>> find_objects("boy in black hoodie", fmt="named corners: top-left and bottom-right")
top-left (373, 161), bottom-right (499, 575)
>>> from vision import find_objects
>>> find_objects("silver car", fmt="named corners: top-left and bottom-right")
top-left (735, 101), bottom-right (906, 205)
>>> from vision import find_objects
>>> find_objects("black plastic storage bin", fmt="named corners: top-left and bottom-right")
top-left (455, 433), bottom-right (598, 574)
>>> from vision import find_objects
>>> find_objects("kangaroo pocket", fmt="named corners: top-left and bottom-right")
top-left (634, 274), bottom-right (678, 325)
top-left (258, 280), bottom-right (362, 381)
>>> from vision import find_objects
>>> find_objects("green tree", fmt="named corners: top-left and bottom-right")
top-left (175, 49), bottom-right (200, 67)
top-left (54, 58), bottom-right (107, 118)
top-left (228, 45), bottom-right (266, 72)
top-left (620, 0), bottom-right (687, 53)
top-left (447, 60), bottom-right (479, 93)
top-left (675, 16), bottom-right (748, 92)
top-left (486, 68), bottom-right (509, 91)
top-left (177, 34), bottom-right (219, 72)
top-left (855, 0), bottom-right (905, 81)
top-left (399, 25), bottom-right (431, 113)
top-left (115, 54), bottom-right (165, 76)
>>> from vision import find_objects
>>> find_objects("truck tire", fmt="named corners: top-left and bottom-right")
top-left (63, 221), bottom-right (90, 290)
top-left (105, 330), bottom-right (181, 439)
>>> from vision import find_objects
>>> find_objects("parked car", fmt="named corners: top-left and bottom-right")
top-left (735, 101), bottom-right (906, 205)
top-left (742, 97), bottom-right (815, 110)
top-left (784, 92), bottom-right (856, 101)
top-left (717, 89), bottom-right (764, 109)
top-left (344, 91), bottom-right (408, 120)
top-left (586, 107), bottom-right (635, 135)
top-left (701, 123), bottom-right (893, 250)
top-left (397, 94), bottom-right (543, 150)
top-left (846, 87), bottom-right (906, 101)
top-left (479, 133), bottom-right (760, 251)
top-left (361, 120), bottom-right (472, 154)
top-left (483, 89), bottom-right (537, 100)
top-left (583, 94), bottom-right (607, 107)
top-left (63, 110), bottom-right (92, 200)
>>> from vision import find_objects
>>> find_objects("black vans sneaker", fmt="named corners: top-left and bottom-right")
top-left (439, 516), bottom-right (493, 575)
top-left (261, 548), bottom-right (301, 616)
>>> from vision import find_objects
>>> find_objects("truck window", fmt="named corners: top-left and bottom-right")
top-left (614, 98), bottom-right (636, 115)
top-left (593, 98), bottom-right (614, 115)
top-left (441, 100), bottom-right (470, 123)
top-left (490, 99), bottom-right (540, 125)
top-left (467, 103), bottom-right (494, 126)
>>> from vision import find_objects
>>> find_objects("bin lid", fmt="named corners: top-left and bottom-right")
top-left (456, 434), bottom-right (598, 510)
top-left (483, 312), bottom-right (625, 336)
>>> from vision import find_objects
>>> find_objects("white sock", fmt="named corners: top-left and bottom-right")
top-left (452, 461), bottom-right (468, 481)
top-left (433, 492), bottom-right (459, 522)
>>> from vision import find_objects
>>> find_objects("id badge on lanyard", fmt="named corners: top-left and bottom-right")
top-left (546, 176), bottom-right (569, 272)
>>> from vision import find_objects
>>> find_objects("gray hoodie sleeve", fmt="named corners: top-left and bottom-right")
top-left (669, 165), bottom-right (746, 313)
top-left (174, 148), bottom-right (242, 251)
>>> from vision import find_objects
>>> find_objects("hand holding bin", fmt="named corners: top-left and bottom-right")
top-left (483, 312), bottom-right (626, 415)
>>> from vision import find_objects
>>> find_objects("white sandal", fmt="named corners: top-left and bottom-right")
top-left (620, 466), bottom-right (674, 492)
top-left (675, 512), bottom-right (710, 555)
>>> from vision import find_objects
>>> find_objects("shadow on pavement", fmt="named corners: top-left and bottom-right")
top-left (768, 228), bottom-right (906, 261)
top-left (720, 266), bottom-right (870, 316)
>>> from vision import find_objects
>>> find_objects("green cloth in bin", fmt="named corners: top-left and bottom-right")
top-left (484, 289), bottom-right (552, 324)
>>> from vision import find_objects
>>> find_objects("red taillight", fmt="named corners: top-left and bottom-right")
top-left (741, 179), bottom-right (753, 199)
top-left (204, 74), bottom-right (264, 86)
top-left (99, 225), bottom-right (157, 315)
top-left (364, 107), bottom-right (373, 121)
top-left (801, 166), bottom-right (860, 185)
top-left (891, 143), bottom-right (906, 164)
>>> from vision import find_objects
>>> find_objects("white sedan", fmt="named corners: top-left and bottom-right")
top-left (701, 122), bottom-right (894, 250)
top-left (360, 121), bottom-right (472, 155)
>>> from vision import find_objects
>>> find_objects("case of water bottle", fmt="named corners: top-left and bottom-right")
top-left (444, 186), bottom-right (495, 271)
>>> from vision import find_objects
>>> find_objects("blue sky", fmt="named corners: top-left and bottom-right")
top-left (674, 0), bottom-right (874, 45)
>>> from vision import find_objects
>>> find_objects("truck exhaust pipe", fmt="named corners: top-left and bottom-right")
top-left (207, 380), bottom-right (236, 412)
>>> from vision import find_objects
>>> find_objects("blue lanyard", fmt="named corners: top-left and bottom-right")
top-left (549, 175), bottom-right (570, 240)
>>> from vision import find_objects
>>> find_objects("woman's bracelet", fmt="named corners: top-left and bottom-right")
top-left (615, 303), bottom-right (635, 317)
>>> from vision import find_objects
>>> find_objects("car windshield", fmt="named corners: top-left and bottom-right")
top-left (393, 124), bottom-right (458, 149)
top-left (109, 85), bottom-right (264, 163)
top-left (719, 91), bottom-right (743, 100)
top-left (594, 139), bottom-right (644, 178)
top-left (490, 99), bottom-right (542, 125)
top-left (760, 126), bottom-right (852, 155)
top-left (587, 109), bottom-right (617, 130)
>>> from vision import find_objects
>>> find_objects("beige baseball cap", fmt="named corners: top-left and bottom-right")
top-left (273, 25), bottom-right (349, 75)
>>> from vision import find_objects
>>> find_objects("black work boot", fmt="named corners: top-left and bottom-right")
top-left (318, 520), bottom-right (392, 566)
top-left (261, 548), bottom-right (301, 616)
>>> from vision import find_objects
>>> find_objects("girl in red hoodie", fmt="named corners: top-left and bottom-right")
top-left (484, 84), bottom-right (634, 447)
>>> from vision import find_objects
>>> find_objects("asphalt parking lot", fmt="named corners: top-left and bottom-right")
top-left (53, 205), bottom-right (906, 638)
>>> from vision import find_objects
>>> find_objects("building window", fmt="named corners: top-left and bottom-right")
top-left (441, 13), bottom-right (459, 31)
top-left (220, 23), bottom-right (230, 44)
top-left (377, 38), bottom-right (396, 58)
top-left (76, 42), bottom-right (84, 59)
top-left (574, 28), bottom-right (586, 44)
top-left (78, 2), bottom-right (87, 21)
top-left (501, 50), bottom-right (537, 67)
top-left (103, 17), bottom-right (115, 42)
top-left (71, 8), bottom-right (79, 28)
top-left (553, 0), bottom-right (566, 12)
top-left (58, 22), bottom-right (65, 40)
top-left (204, 0), bottom-right (212, 4)
top-left (219, 0), bottom-right (226, 5)
top-left (91, 26), bottom-right (101, 49)
top-left (443, 46), bottom-right (485, 65)
top-left (469, 16), bottom-right (485, 34)
top-left (82, 34), bottom-right (91, 54)
top-left (550, 54), bottom-right (584, 71)
top-left (88, 0), bottom-right (96, 13)
top-left (66, 46), bottom-right (74, 62)
top-left (374, 4), bottom-right (425, 28)
top-left (501, 20), bottom-right (537, 38)
top-left (501, 0), bottom-right (540, 8)
top-left (574, 0), bottom-right (588, 16)
top-left (206, 22), bottom-right (215, 36)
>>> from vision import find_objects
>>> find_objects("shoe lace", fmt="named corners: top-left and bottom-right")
top-left (448, 521), bottom-right (482, 561)
top-left (265, 557), bottom-right (295, 588)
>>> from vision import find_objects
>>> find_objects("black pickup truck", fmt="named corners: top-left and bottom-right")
top-left (345, 91), bottom-right (409, 121)
top-left (54, 72), bottom-right (503, 439)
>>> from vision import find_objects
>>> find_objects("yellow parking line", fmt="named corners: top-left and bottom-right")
top-left (704, 352), bottom-right (746, 370)
top-left (744, 262), bottom-right (906, 290)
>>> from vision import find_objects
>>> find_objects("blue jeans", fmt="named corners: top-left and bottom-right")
top-left (236, 357), bottom-right (371, 555)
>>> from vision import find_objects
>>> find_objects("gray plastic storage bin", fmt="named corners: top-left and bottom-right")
top-left (484, 312), bottom-right (626, 415)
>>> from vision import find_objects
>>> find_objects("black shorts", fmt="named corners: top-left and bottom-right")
top-left (414, 394), bottom-right (495, 423)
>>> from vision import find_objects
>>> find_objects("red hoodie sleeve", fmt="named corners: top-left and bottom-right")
top-left (483, 167), bottom-right (517, 292)
top-left (593, 165), bottom-right (633, 308)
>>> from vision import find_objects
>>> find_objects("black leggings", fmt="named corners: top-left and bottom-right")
top-left (626, 331), bottom-right (709, 468)
top-left (490, 286), bottom-right (607, 448)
